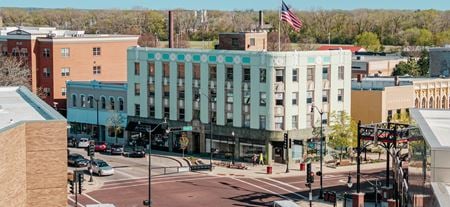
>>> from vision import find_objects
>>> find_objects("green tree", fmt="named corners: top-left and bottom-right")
top-left (106, 110), bottom-right (125, 144)
top-left (417, 50), bottom-right (430, 77)
top-left (355, 32), bottom-right (381, 52)
top-left (327, 111), bottom-right (357, 162)
top-left (403, 28), bottom-right (433, 46)
top-left (392, 58), bottom-right (420, 77)
top-left (435, 30), bottom-right (450, 46)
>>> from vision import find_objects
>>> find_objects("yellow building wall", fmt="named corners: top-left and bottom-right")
top-left (351, 90), bottom-right (383, 124)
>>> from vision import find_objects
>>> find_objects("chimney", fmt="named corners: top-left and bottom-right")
top-left (259, 11), bottom-right (264, 29)
top-left (169, 11), bottom-right (174, 48)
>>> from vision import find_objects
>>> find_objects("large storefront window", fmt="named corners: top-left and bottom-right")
top-left (408, 138), bottom-right (433, 204)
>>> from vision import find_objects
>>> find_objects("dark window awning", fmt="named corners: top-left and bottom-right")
top-left (126, 121), bottom-right (166, 134)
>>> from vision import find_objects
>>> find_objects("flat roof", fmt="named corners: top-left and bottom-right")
top-left (410, 109), bottom-right (450, 150)
top-left (352, 55), bottom-right (407, 62)
top-left (0, 87), bottom-right (65, 130)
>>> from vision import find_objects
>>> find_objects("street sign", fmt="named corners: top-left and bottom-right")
top-left (182, 126), bottom-right (192, 131)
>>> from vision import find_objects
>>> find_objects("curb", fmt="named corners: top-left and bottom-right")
top-left (151, 154), bottom-right (184, 167)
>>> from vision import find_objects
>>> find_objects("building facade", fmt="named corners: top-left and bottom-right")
top-left (351, 55), bottom-right (408, 78)
top-left (127, 47), bottom-right (351, 164)
top-left (429, 47), bottom-right (450, 77)
top-left (0, 86), bottom-right (66, 207)
top-left (66, 80), bottom-right (128, 144)
top-left (352, 77), bottom-right (450, 124)
top-left (0, 27), bottom-right (138, 113)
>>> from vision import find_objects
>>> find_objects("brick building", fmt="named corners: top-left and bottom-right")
top-left (0, 27), bottom-right (138, 114)
top-left (0, 86), bottom-right (66, 207)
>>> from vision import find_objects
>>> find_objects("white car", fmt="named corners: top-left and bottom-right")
top-left (91, 159), bottom-right (114, 176)
top-left (78, 138), bottom-right (90, 148)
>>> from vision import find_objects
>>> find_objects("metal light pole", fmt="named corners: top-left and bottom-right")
top-left (311, 104), bottom-right (324, 199)
top-left (231, 131), bottom-right (235, 165)
top-left (143, 118), bottom-right (167, 206)
top-left (209, 97), bottom-right (213, 171)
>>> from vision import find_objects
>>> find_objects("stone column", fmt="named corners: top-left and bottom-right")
top-left (352, 192), bottom-right (364, 207)
top-left (266, 141), bottom-right (273, 165)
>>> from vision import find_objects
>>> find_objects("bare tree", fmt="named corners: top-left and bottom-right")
top-left (267, 32), bottom-right (291, 51)
top-left (106, 110), bottom-right (125, 144)
top-left (0, 56), bottom-right (31, 88)
top-left (138, 33), bottom-right (159, 47)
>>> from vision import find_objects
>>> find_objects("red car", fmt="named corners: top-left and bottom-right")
top-left (95, 142), bottom-right (107, 152)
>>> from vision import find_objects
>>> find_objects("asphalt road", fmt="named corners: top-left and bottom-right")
top-left (68, 166), bottom-right (386, 207)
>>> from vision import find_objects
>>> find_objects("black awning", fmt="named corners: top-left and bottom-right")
top-left (126, 121), bottom-right (166, 134)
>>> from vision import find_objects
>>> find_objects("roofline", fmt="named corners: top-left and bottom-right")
top-left (410, 108), bottom-right (450, 150)
top-left (16, 86), bottom-right (65, 120)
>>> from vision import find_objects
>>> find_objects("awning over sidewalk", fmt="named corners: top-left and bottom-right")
top-left (125, 121), bottom-right (166, 134)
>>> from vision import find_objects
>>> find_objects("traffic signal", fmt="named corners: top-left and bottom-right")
top-left (78, 172), bottom-right (84, 194)
top-left (283, 133), bottom-right (288, 149)
top-left (88, 142), bottom-right (95, 156)
top-left (306, 163), bottom-right (314, 183)
top-left (69, 181), bottom-right (75, 194)
top-left (289, 138), bottom-right (292, 149)
top-left (316, 171), bottom-right (322, 176)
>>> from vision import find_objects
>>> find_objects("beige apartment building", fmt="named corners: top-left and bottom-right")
top-left (0, 86), bottom-right (67, 207)
top-left (352, 77), bottom-right (450, 124)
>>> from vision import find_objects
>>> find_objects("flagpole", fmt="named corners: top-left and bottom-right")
top-left (278, 0), bottom-right (281, 51)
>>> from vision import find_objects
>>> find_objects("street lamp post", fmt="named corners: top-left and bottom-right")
top-left (143, 118), bottom-right (167, 207)
top-left (311, 104), bottom-right (324, 199)
top-left (231, 131), bottom-right (235, 165)
top-left (344, 173), bottom-right (353, 207)
top-left (200, 91), bottom-right (214, 171)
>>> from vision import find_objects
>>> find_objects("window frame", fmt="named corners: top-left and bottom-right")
top-left (93, 47), bottom-right (101, 56)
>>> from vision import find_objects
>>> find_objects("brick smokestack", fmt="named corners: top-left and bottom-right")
top-left (169, 10), bottom-right (174, 48)
top-left (259, 11), bottom-right (264, 29)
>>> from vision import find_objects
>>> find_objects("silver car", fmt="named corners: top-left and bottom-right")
top-left (91, 159), bottom-right (114, 176)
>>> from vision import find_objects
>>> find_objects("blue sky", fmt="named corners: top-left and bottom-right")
top-left (0, 0), bottom-right (449, 10)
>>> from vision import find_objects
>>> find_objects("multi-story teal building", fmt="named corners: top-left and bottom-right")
top-left (126, 45), bottom-right (351, 164)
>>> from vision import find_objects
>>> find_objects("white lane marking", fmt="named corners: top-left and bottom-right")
top-left (103, 175), bottom-right (213, 188)
top-left (103, 176), bottom-right (148, 183)
top-left (230, 177), bottom-right (293, 201)
top-left (83, 193), bottom-right (102, 204)
top-left (98, 176), bottom-right (218, 191)
top-left (252, 178), bottom-right (307, 199)
top-left (68, 197), bottom-right (85, 207)
top-left (113, 168), bottom-right (141, 179)
top-left (264, 178), bottom-right (305, 191)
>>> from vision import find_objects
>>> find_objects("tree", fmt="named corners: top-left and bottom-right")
top-left (327, 111), bottom-right (357, 162)
top-left (355, 32), bottom-right (381, 52)
top-left (0, 56), bottom-right (31, 88)
top-left (392, 111), bottom-right (411, 124)
top-left (138, 33), bottom-right (159, 47)
top-left (179, 133), bottom-right (189, 158)
top-left (267, 32), bottom-right (291, 51)
top-left (435, 29), bottom-right (450, 46)
top-left (106, 110), bottom-right (125, 144)
top-left (402, 28), bottom-right (433, 46)
top-left (392, 58), bottom-right (420, 77)
top-left (417, 50), bottom-right (430, 77)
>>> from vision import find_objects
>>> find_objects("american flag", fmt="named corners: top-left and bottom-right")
top-left (281, 1), bottom-right (303, 32)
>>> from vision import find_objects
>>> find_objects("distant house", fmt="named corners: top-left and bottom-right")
top-left (317, 45), bottom-right (366, 54)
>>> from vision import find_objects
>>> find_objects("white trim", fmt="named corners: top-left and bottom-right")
top-left (38, 36), bottom-right (138, 43)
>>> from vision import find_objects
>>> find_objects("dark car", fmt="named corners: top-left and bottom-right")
top-left (106, 144), bottom-right (124, 155)
top-left (68, 153), bottom-right (89, 167)
top-left (123, 148), bottom-right (146, 158)
top-left (95, 142), bottom-right (107, 152)
top-left (67, 137), bottom-right (77, 147)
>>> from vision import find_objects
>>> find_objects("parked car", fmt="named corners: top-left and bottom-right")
top-left (91, 159), bottom-right (114, 176)
top-left (95, 142), bottom-right (107, 152)
top-left (78, 138), bottom-right (90, 148)
top-left (68, 153), bottom-right (89, 167)
top-left (123, 148), bottom-right (146, 158)
top-left (106, 144), bottom-right (124, 155)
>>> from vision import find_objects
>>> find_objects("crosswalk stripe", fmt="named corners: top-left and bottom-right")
top-left (230, 177), bottom-right (293, 201)
top-left (250, 178), bottom-right (307, 200)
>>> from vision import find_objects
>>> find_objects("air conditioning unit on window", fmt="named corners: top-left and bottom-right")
top-left (178, 79), bottom-right (184, 86)
top-left (194, 80), bottom-right (199, 88)
top-left (226, 82), bottom-right (232, 89)
top-left (164, 78), bottom-right (169, 85)
top-left (210, 81), bottom-right (215, 89)
top-left (148, 77), bottom-right (154, 84)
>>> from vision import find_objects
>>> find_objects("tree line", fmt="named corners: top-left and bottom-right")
top-left (0, 8), bottom-right (449, 49)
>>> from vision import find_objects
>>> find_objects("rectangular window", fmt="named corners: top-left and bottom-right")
top-left (226, 66), bottom-right (233, 81)
top-left (93, 66), bottom-right (101, 74)
top-left (208, 65), bottom-right (216, 81)
top-left (226, 112), bottom-right (233, 126)
top-left (178, 63), bottom-right (185, 79)
top-left (275, 69), bottom-right (284, 82)
top-left (322, 114), bottom-right (328, 125)
top-left (260, 92), bottom-right (267, 106)
top-left (307, 113), bottom-right (313, 127)
top-left (149, 105), bottom-right (155, 117)
top-left (338, 66), bottom-right (344, 80)
top-left (250, 38), bottom-right (255, 46)
top-left (163, 62), bottom-right (170, 77)
top-left (396, 109), bottom-right (401, 119)
top-left (43, 48), bottom-right (50, 58)
top-left (243, 114), bottom-right (250, 128)
top-left (164, 107), bottom-right (170, 119)
top-left (306, 91), bottom-right (314, 104)
top-left (388, 110), bottom-right (393, 121)
top-left (292, 115), bottom-right (298, 129)
top-left (148, 62), bottom-right (155, 76)
top-left (43, 67), bottom-right (51, 77)
top-left (93, 47), bottom-right (101, 56)
top-left (232, 38), bottom-right (239, 47)
top-left (322, 65), bottom-right (330, 80)
top-left (226, 91), bottom-right (234, 104)
top-left (259, 115), bottom-right (266, 129)
top-left (148, 84), bottom-right (155, 96)
top-left (179, 108), bottom-right (185, 120)
top-left (134, 62), bottom-right (140, 75)
top-left (135, 104), bottom-right (140, 116)
top-left (307, 66), bottom-right (315, 81)
top-left (322, 90), bottom-right (329, 103)
top-left (193, 63), bottom-right (200, 80)
top-left (134, 83), bottom-right (141, 96)
top-left (61, 87), bottom-right (66, 96)
top-left (338, 89), bottom-right (344, 102)
top-left (292, 68), bottom-right (298, 82)
top-left (260, 68), bottom-right (266, 83)
top-left (275, 92), bottom-right (284, 106)
top-left (275, 116), bottom-right (284, 130)
top-left (61, 67), bottom-right (70, 76)
top-left (243, 67), bottom-right (251, 82)
top-left (43, 88), bottom-right (51, 97)
top-left (292, 92), bottom-right (298, 105)
top-left (61, 48), bottom-right (70, 57)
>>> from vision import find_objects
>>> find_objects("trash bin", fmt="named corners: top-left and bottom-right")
top-left (300, 163), bottom-right (305, 171)
top-left (266, 166), bottom-right (272, 174)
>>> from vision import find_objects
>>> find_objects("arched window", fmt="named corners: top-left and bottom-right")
top-left (109, 97), bottom-right (115, 110)
top-left (72, 94), bottom-right (77, 107)
top-left (88, 96), bottom-right (94, 108)
top-left (436, 97), bottom-right (440, 109)
top-left (119, 98), bottom-right (124, 111)
top-left (429, 97), bottom-right (434, 109)
top-left (80, 95), bottom-right (86, 107)
top-left (442, 96), bottom-right (446, 109)
top-left (101, 96), bottom-right (106, 109)
top-left (414, 98), bottom-right (419, 108)
top-left (422, 97), bottom-right (426, 108)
